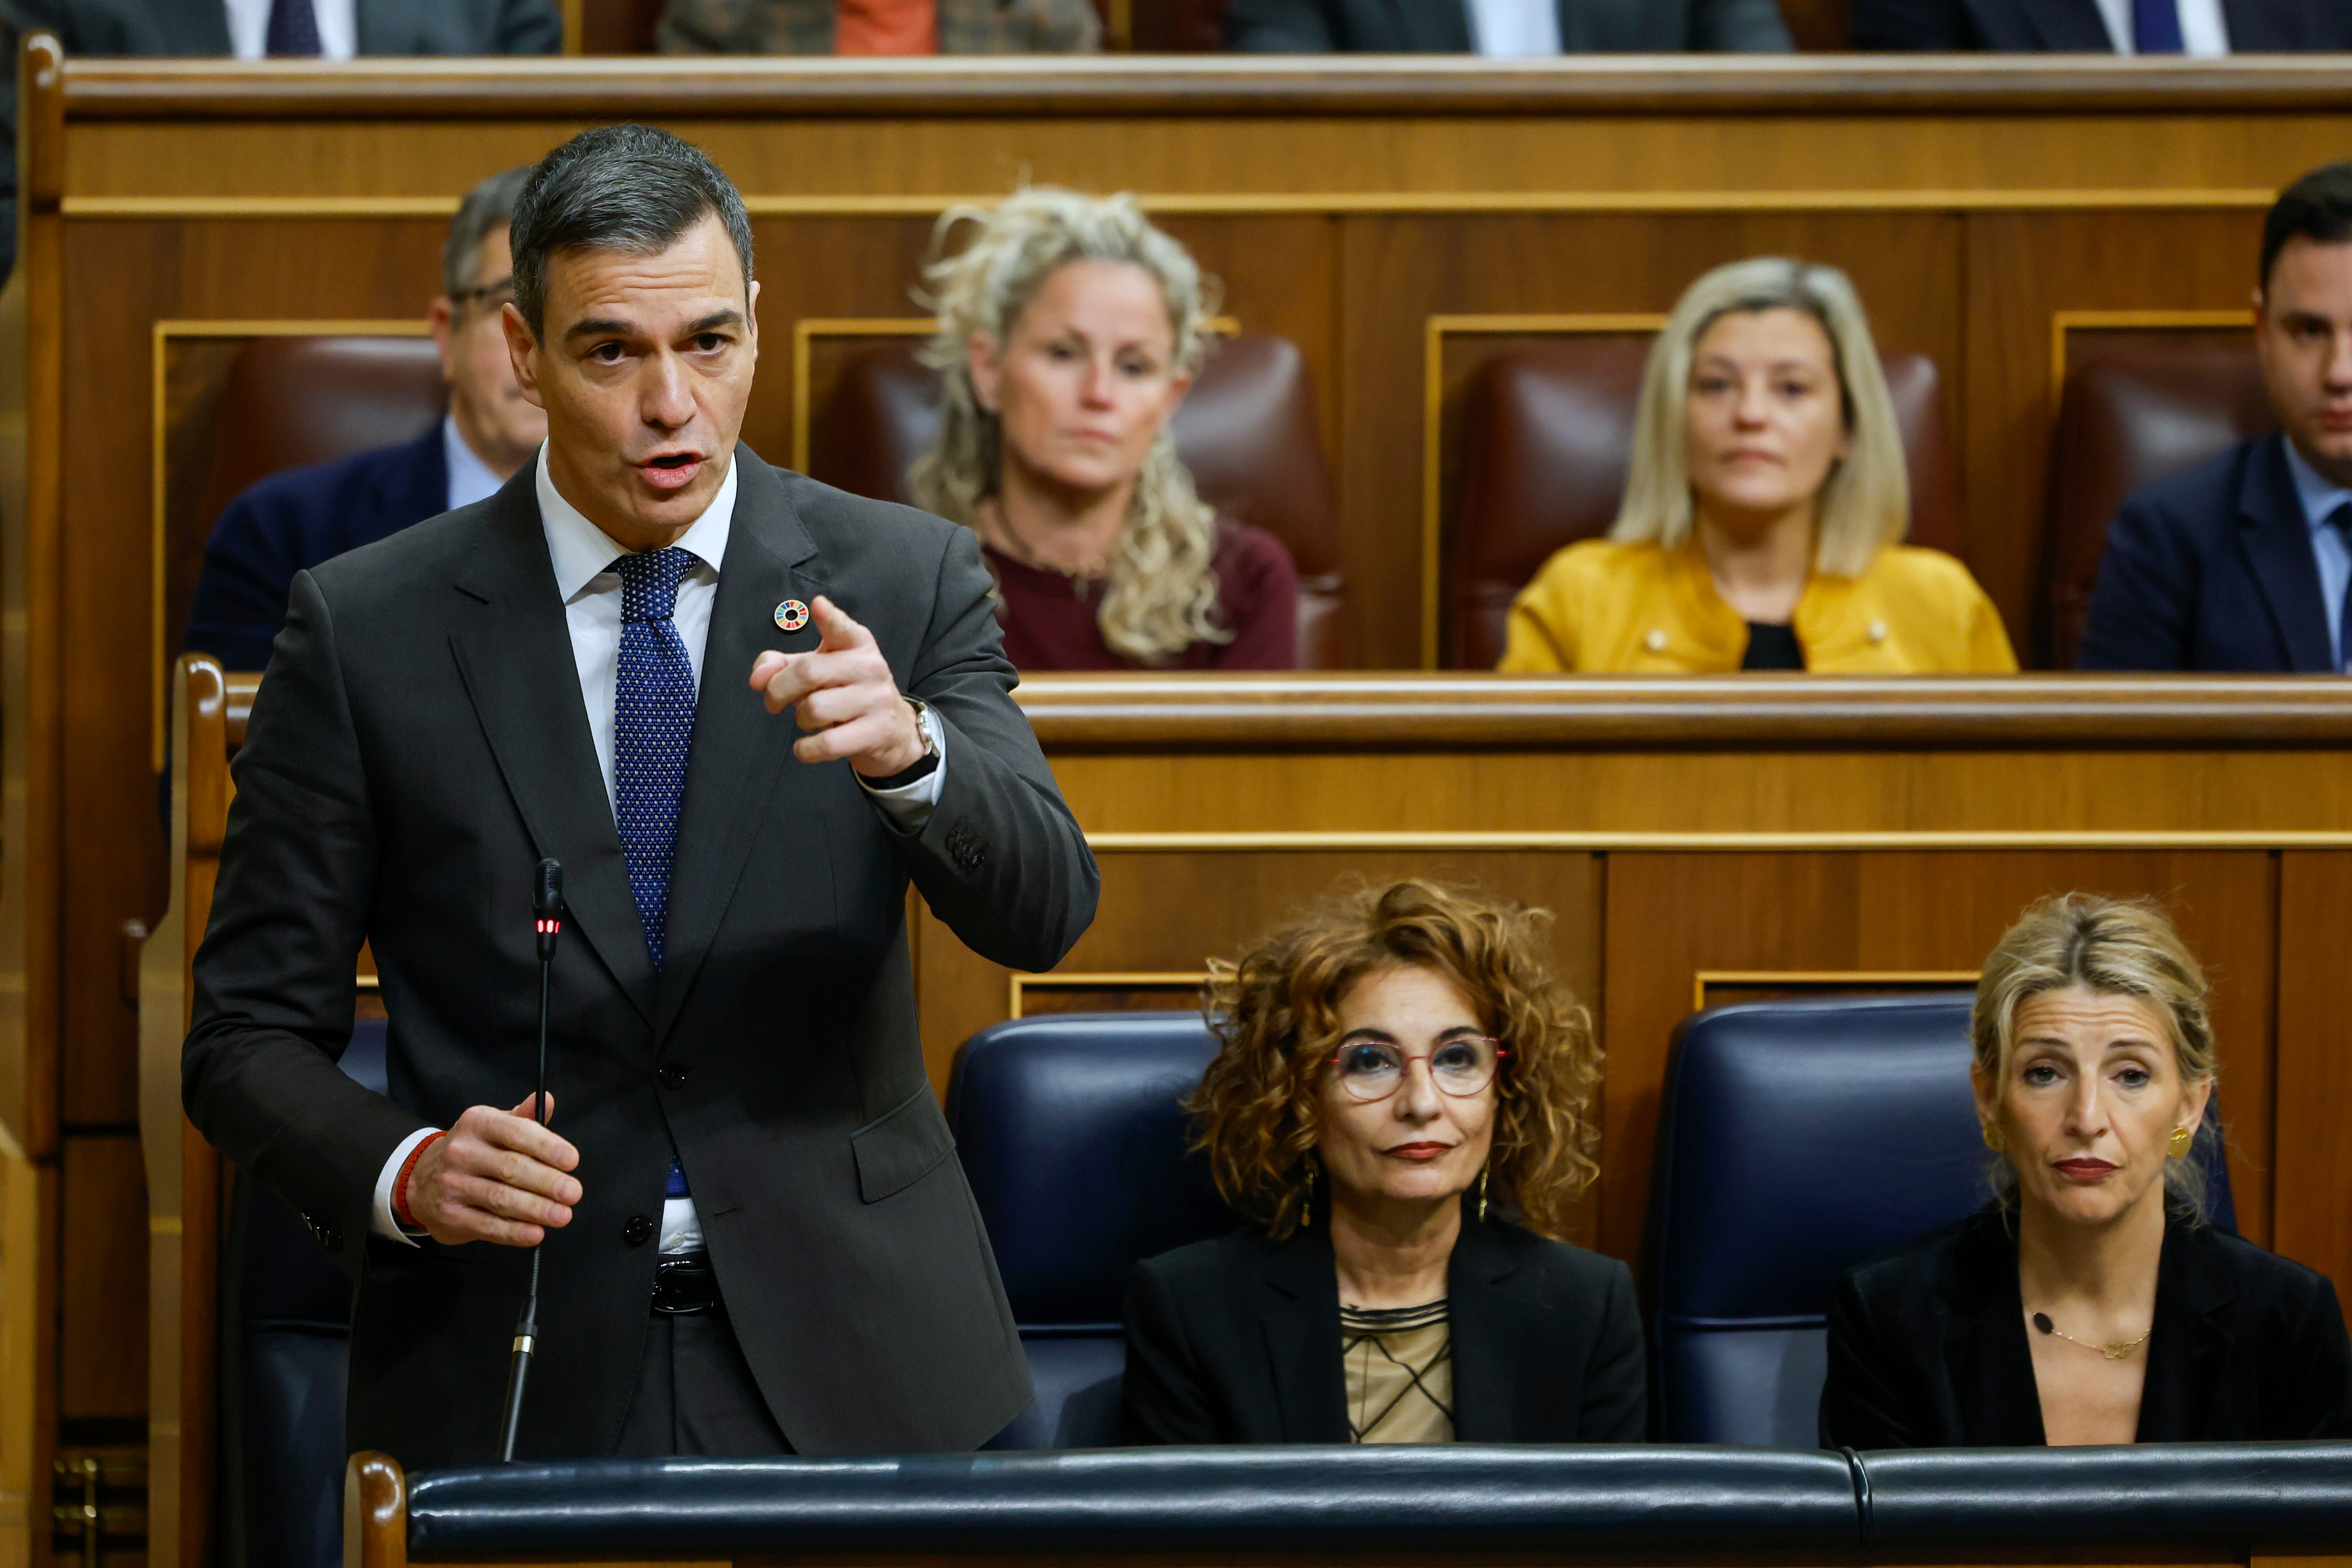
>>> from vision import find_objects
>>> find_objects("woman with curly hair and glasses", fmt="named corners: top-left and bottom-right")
top-left (909, 187), bottom-right (1298, 671)
top-left (1121, 880), bottom-right (1642, 1446)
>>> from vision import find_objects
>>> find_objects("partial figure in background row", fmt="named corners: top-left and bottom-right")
top-left (1227, 0), bottom-right (1788, 52)
top-left (183, 165), bottom-right (547, 672)
top-left (1123, 880), bottom-right (1643, 1446)
top-left (1500, 257), bottom-right (2016, 675)
top-left (1855, 0), bottom-right (2352, 53)
top-left (658, 0), bottom-right (1096, 54)
top-left (909, 188), bottom-right (1298, 671)
top-left (1821, 894), bottom-right (2352, 1448)
top-left (0, 0), bottom-right (559, 279)
top-left (2078, 162), bottom-right (2352, 672)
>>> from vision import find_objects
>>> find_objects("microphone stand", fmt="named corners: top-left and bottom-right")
top-left (498, 858), bottom-right (564, 1463)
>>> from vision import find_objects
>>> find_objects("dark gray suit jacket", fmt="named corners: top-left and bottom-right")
top-left (1226, 0), bottom-right (1790, 52)
top-left (1855, 0), bottom-right (2352, 49)
top-left (184, 450), bottom-right (1098, 1466)
top-left (0, 0), bottom-right (560, 274)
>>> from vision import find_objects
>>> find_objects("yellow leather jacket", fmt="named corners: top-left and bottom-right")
top-left (1497, 537), bottom-right (2018, 674)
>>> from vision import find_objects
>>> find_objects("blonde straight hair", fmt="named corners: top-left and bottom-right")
top-left (1972, 893), bottom-right (2221, 1218)
top-left (909, 188), bottom-right (1227, 667)
top-left (1612, 256), bottom-right (1909, 579)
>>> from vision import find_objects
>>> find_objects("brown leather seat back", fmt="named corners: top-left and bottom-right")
top-left (1446, 342), bottom-right (1961, 669)
top-left (813, 333), bottom-right (1347, 668)
top-left (2045, 344), bottom-right (2272, 668)
top-left (195, 336), bottom-right (446, 532)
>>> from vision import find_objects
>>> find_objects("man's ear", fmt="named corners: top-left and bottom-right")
top-left (428, 295), bottom-right (458, 381)
top-left (501, 300), bottom-right (547, 411)
top-left (2253, 285), bottom-right (2270, 334)
top-left (745, 278), bottom-right (761, 359)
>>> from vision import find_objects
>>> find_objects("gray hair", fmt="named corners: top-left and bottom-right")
top-left (443, 165), bottom-right (532, 299)
top-left (509, 125), bottom-right (755, 338)
top-left (1613, 256), bottom-right (1909, 579)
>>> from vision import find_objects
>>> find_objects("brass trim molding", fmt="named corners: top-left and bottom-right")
top-left (150, 318), bottom-right (431, 770)
top-left (1009, 970), bottom-right (1208, 1019)
top-left (1691, 968), bottom-right (1979, 1013)
top-left (2048, 308), bottom-right (2255, 409)
top-left (1420, 313), bottom-right (1669, 669)
top-left (63, 189), bottom-right (2282, 224)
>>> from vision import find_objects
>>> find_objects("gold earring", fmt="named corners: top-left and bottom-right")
top-left (1980, 1121), bottom-right (2003, 1152)
top-left (1477, 1163), bottom-right (1490, 1223)
top-left (2169, 1125), bottom-right (2194, 1158)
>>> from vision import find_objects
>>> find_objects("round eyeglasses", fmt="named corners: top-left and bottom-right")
top-left (1326, 1036), bottom-right (1507, 1104)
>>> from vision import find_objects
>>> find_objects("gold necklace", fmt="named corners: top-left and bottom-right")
top-left (2030, 1310), bottom-right (2151, 1361)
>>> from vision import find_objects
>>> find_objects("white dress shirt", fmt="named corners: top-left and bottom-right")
top-left (2089, 0), bottom-right (2230, 55)
top-left (443, 416), bottom-right (507, 513)
top-left (372, 445), bottom-right (948, 1249)
top-left (1465, 0), bottom-right (1562, 56)
top-left (222, 0), bottom-right (357, 58)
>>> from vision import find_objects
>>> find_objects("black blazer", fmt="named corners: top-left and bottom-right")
top-left (1122, 1210), bottom-right (1646, 1444)
top-left (1855, 0), bottom-right (2352, 50)
top-left (1820, 1202), bottom-right (2352, 1448)
top-left (184, 423), bottom-right (449, 674)
top-left (184, 448), bottom-right (1099, 1467)
top-left (1225, 0), bottom-right (1790, 52)
top-left (2077, 432), bottom-right (2336, 673)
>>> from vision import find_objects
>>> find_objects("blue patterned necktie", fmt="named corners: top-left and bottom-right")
top-left (613, 548), bottom-right (698, 968)
top-left (2130, 0), bottom-right (2184, 52)
top-left (264, 0), bottom-right (321, 55)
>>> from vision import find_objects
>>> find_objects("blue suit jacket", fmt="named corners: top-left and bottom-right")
top-left (184, 425), bottom-right (448, 673)
top-left (1856, 0), bottom-right (2352, 49)
top-left (2077, 431), bottom-right (2336, 674)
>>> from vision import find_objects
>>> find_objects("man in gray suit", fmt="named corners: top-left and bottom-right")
top-left (183, 125), bottom-right (1098, 1465)
top-left (1227, 0), bottom-right (1790, 51)
top-left (0, 0), bottom-right (560, 274)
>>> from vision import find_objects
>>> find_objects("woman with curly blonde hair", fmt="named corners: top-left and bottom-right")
top-left (909, 187), bottom-right (1298, 670)
top-left (1121, 880), bottom-right (1642, 1446)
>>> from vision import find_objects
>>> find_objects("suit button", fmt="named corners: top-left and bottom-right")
top-left (658, 1065), bottom-right (687, 1090)
top-left (624, 1214), bottom-right (655, 1247)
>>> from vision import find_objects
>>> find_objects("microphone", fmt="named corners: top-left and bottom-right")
top-left (498, 858), bottom-right (564, 1463)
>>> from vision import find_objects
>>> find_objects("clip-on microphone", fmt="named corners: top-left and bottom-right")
top-left (497, 857), bottom-right (564, 1463)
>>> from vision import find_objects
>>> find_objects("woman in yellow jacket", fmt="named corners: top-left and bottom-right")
top-left (1499, 257), bottom-right (2016, 675)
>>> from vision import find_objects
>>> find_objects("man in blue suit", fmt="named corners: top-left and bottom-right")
top-left (1857, 0), bottom-right (2352, 52)
top-left (2079, 163), bottom-right (2352, 673)
top-left (183, 165), bottom-right (547, 672)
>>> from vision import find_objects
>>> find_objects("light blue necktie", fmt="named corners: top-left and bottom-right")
top-left (613, 548), bottom-right (697, 968)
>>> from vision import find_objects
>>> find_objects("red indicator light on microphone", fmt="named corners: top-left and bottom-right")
top-left (536, 919), bottom-right (562, 934)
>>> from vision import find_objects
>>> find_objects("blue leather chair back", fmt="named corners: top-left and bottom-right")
top-left (221, 1019), bottom-right (384, 1568)
top-left (946, 1013), bottom-right (1236, 1449)
top-left (1646, 994), bottom-right (2235, 1447)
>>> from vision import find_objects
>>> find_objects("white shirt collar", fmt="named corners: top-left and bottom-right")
top-left (534, 443), bottom-right (739, 600)
top-left (442, 414), bottom-right (508, 513)
top-left (2284, 437), bottom-right (2352, 538)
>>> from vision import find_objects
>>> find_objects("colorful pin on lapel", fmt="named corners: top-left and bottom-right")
top-left (776, 599), bottom-right (809, 632)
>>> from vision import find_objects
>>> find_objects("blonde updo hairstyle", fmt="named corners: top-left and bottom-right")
top-left (1187, 880), bottom-right (1603, 1242)
top-left (1612, 255), bottom-right (1910, 579)
top-left (910, 187), bottom-right (1228, 667)
top-left (1972, 893), bottom-right (2221, 1217)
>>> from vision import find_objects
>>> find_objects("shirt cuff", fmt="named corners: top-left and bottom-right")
top-left (858, 699), bottom-right (946, 831)
top-left (372, 1125), bottom-right (441, 1246)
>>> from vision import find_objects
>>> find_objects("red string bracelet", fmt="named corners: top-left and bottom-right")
top-left (391, 1130), bottom-right (445, 1232)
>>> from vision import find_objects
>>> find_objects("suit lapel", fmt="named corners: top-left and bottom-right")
top-left (1402, 0), bottom-right (1471, 48)
top-left (2236, 435), bottom-right (2336, 673)
top-left (353, 0), bottom-right (418, 53)
top-left (1940, 1210), bottom-right (2048, 1444)
top-left (652, 451), bottom-right (826, 1042)
top-left (447, 472), bottom-right (658, 1026)
top-left (1259, 1224), bottom-right (1348, 1442)
top-left (1445, 1212), bottom-right (1520, 1442)
top-left (168, 0), bottom-right (234, 52)
top-left (2138, 1214), bottom-right (2235, 1440)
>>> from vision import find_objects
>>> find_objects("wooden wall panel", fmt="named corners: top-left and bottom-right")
top-left (2274, 852), bottom-right (2352, 1305)
top-left (58, 1133), bottom-right (146, 1419)
top-left (1599, 851), bottom-right (2277, 1264)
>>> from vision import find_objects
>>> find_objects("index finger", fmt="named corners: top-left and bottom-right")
top-left (810, 595), bottom-right (876, 653)
top-left (480, 1108), bottom-right (580, 1173)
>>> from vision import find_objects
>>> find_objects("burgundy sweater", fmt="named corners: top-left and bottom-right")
top-left (985, 522), bottom-right (1299, 672)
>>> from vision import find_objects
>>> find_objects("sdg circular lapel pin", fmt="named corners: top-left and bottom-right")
top-left (775, 599), bottom-right (810, 633)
